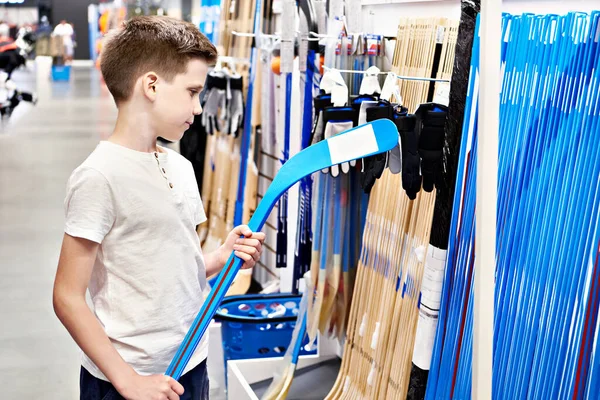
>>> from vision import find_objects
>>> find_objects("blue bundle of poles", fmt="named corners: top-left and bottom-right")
top-left (426, 11), bottom-right (600, 399)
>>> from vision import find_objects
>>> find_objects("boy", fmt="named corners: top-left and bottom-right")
top-left (52, 16), bottom-right (265, 400)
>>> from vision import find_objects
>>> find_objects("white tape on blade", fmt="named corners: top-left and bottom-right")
top-left (367, 363), bottom-right (376, 386)
top-left (343, 376), bottom-right (351, 393)
top-left (371, 322), bottom-right (381, 350)
top-left (359, 313), bottom-right (367, 337)
top-left (328, 124), bottom-right (378, 165)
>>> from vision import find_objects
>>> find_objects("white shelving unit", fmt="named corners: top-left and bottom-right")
top-left (226, 334), bottom-right (341, 399)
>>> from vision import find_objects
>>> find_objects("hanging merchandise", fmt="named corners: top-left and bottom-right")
top-left (293, 45), bottom-right (322, 293)
top-left (199, 0), bottom-right (264, 294)
top-left (166, 119), bottom-right (401, 380)
top-left (234, 0), bottom-right (263, 228)
top-left (323, 16), bottom-right (459, 400)
top-left (407, 2), bottom-right (480, 398)
top-left (391, 18), bottom-right (458, 112)
top-left (198, 70), bottom-right (228, 246)
top-left (275, 72), bottom-right (292, 269)
top-left (426, 11), bottom-right (600, 399)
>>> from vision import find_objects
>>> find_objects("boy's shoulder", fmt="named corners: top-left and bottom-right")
top-left (72, 141), bottom-right (194, 181)
top-left (73, 141), bottom-right (122, 178)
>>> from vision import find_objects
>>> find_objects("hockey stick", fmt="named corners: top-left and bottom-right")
top-left (234, 0), bottom-right (262, 227)
top-left (165, 119), bottom-right (399, 379)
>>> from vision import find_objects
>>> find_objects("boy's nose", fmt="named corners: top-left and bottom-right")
top-left (193, 103), bottom-right (203, 116)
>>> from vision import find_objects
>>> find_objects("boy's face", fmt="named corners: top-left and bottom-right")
top-left (152, 58), bottom-right (208, 142)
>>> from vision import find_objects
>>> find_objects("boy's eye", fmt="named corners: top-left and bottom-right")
top-left (189, 90), bottom-right (198, 97)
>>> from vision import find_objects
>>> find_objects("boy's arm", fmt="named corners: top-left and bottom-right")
top-left (203, 225), bottom-right (266, 276)
top-left (53, 233), bottom-right (184, 400)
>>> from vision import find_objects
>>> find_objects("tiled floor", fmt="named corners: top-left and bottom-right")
top-left (0, 63), bottom-right (229, 400)
top-left (0, 64), bottom-right (118, 399)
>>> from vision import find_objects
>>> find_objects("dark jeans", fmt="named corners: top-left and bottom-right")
top-left (80, 360), bottom-right (209, 400)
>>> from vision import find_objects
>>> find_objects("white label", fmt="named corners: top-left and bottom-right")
top-left (330, 0), bottom-right (343, 18)
top-left (433, 82), bottom-right (451, 107)
top-left (280, 40), bottom-right (294, 74)
top-left (436, 26), bottom-right (445, 44)
top-left (412, 245), bottom-right (448, 370)
top-left (347, 0), bottom-right (362, 33)
top-left (367, 363), bottom-right (376, 386)
top-left (343, 376), bottom-right (351, 392)
top-left (327, 124), bottom-right (378, 164)
top-left (282, 0), bottom-right (295, 39)
top-left (280, 0), bottom-right (295, 74)
top-left (359, 313), bottom-right (367, 337)
top-left (412, 308), bottom-right (438, 370)
top-left (272, 0), bottom-right (283, 14)
top-left (315, 1), bottom-right (327, 36)
top-left (299, 37), bottom-right (308, 73)
top-left (371, 322), bottom-right (381, 350)
top-left (420, 245), bottom-right (447, 309)
top-left (380, 72), bottom-right (397, 101)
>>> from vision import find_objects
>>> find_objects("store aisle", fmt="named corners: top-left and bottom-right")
top-left (0, 65), bottom-right (117, 399)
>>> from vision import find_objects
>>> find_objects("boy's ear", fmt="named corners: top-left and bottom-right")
top-left (142, 72), bottom-right (159, 101)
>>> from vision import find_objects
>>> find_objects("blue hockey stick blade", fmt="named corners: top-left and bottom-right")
top-left (165, 119), bottom-right (399, 379)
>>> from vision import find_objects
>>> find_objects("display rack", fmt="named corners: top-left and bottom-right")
top-left (227, 334), bottom-right (341, 399)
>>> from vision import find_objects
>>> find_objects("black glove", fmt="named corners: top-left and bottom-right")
top-left (200, 71), bottom-right (228, 135)
top-left (310, 92), bottom-right (333, 145)
top-left (415, 103), bottom-right (448, 192)
top-left (396, 115), bottom-right (420, 200)
top-left (359, 103), bottom-right (395, 193)
top-left (227, 74), bottom-right (244, 137)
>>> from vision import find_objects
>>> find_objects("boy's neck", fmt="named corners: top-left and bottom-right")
top-left (109, 106), bottom-right (162, 153)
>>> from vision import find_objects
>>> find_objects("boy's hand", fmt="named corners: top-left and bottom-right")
top-left (119, 373), bottom-right (184, 400)
top-left (219, 225), bottom-right (266, 269)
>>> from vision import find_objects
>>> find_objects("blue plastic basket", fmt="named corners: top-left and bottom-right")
top-left (51, 65), bottom-right (71, 81)
top-left (215, 293), bottom-right (317, 364)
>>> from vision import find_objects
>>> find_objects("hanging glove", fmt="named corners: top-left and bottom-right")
top-left (396, 114), bottom-right (421, 200)
top-left (415, 103), bottom-right (448, 192)
top-left (359, 103), bottom-right (393, 193)
top-left (322, 107), bottom-right (356, 177)
top-left (310, 91), bottom-right (333, 145)
top-left (227, 73), bottom-right (244, 137)
top-left (200, 71), bottom-right (227, 135)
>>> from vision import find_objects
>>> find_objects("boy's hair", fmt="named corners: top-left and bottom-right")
top-left (101, 16), bottom-right (218, 104)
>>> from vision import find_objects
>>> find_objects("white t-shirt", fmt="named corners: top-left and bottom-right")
top-left (64, 141), bottom-right (209, 381)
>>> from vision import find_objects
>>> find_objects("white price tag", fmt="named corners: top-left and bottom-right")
top-left (330, 0), bottom-right (343, 18)
top-left (412, 245), bottom-right (448, 370)
top-left (380, 72), bottom-right (397, 101)
top-left (436, 26), bottom-right (445, 44)
top-left (433, 82), bottom-right (451, 107)
top-left (280, 40), bottom-right (294, 74)
top-left (315, 1), bottom-right (327, 36)
top-left (282, 0), bottom-right (295, 40)
top-left (280, 0), bottom-right (295, 74)
top-left (347, 0), bottom-right (362, 33)
top-left (272, 0), bottom-right (282, 14)
top-left (299, 37), bottom-right (308, 72)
